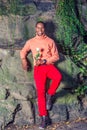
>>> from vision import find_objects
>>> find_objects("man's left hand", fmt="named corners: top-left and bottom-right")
top-left (36, 59), bottom-right (46, 66)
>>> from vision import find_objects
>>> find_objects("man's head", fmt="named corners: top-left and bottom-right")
top-left (35, 21), bottom-right (45, 36)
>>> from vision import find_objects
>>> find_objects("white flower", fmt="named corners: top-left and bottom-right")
top-left (36, 48), bottom-right (40, 52)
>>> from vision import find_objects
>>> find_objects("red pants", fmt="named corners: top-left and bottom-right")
top-left (34, 64), bottom-right (62, 116)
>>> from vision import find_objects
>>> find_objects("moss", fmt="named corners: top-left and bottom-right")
top-left (7, 97), bottom-right (18, 108)
top-left (22, 4), bottom-right (37, 15)
top-left (27, 71), bottom-right (33, 82)
top-left (0, 89), bottom-right (6, 100)
top-left (55, 89), bottom-right (78, 104)
top-left (0, 66), bottom-right (17, 85)
top-left (0, 106), bottom-right (9, 116)
top-left (0, 1), bottom-right (37, 16)
top-left (27, 53), bottom-right (34, 82)
top-left (0, 100), bottom-right (15, 125)
top-left (36, 17), bottom-right (45, 22)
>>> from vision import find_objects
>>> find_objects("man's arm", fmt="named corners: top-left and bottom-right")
top-left (35, 41), bottom-right (59, 66)
top-left (20, 41), bottom-right (31, 70)
top-left (46, 41), bottom-right (59, 64)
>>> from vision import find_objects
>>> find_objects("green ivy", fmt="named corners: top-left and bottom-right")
top-left (75, 85), bottom-right (87, 96)
top-left (56, 0), bottom-right (87, 73)
top-left (56, 0), bottom-right (85, 47)
top-left (55, 0), bottom-right (87, 96)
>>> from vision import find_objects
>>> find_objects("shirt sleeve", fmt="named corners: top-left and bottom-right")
top-left (46, 41), bottom-right (59, 64)
top-left (20, 40), bottom-right (31, 59)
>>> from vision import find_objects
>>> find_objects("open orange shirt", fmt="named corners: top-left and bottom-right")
top-left (20, 35), bottom-right (59, 66)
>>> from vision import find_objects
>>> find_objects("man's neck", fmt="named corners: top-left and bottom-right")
top-left (36, 34), bottom-right (46, 39)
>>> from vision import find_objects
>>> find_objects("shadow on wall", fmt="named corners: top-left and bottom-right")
top-left (45, 20), bottom-right (57, 40)
top-left (44, 20), bottom-right (79, 103)
top-left (45, 20), bottom-right (63, 53)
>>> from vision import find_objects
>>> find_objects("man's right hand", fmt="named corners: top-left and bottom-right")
top-left (21, 58), bottom-right (29, 71)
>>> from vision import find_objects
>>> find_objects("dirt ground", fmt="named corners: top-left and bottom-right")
top-left (6, 118), bottom-right (87, 130)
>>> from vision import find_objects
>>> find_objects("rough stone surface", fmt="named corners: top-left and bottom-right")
top-left (0, 48), bottom-right (87, 128)
top-left (0, 0), bottom-right (87, 128)
top-left (0, 0), bottom-right (56, 47)
top-left (0, 49), bottom-right (36, 128)
top-left (77, 0), bottom-right (87, 30)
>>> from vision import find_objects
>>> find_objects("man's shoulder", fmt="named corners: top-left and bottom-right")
top-left (26, 36), bottom-right (36, 44)
top-left (46, 36), bottom-right (55, 43)
top-left (28, 36), bottom-right (36, 42)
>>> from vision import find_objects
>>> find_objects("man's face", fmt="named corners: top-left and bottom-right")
top-left (35, 23), bottom-right (45, 36)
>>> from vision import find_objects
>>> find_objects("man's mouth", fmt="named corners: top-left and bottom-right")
top-left (38, 32), bottom-right (43, 35)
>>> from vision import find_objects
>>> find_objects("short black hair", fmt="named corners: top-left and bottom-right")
top-left (35, 21), bottom-right (45, 27)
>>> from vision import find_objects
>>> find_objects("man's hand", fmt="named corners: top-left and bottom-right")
top-left (35, 59), bottom-right (46, 66)
top-left (21, 58), bottom-right (29, 71)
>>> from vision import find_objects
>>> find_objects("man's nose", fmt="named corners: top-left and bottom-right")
top-left (38, 27), bottom-right (42, 29)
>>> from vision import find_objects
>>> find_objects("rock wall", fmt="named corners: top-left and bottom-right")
top-left (0, 48), bottom-right (87, 128)
top-left (77, 0), bottom-right (87, 31)
top-left (0, 0), bottom-right (87, 128)
top-left (0, 48), bottom-right (36, 128)
top-left (0, 0), bottom-right (55, 48)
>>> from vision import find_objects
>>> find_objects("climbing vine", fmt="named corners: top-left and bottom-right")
top-left (56, 0), bottom-right (87, 96)
top-left (56, 0), bottom-right (85, 46)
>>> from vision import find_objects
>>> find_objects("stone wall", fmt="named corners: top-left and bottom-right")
top-left (0, 0), bottom-right (87, 128)
top-left (0, 0), bottom-right (55, 48)
top-left (0, 48), bottom-right (87, 128)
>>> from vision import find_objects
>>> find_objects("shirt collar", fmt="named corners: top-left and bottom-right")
top-left (35, 34), bottom-right (47, 39)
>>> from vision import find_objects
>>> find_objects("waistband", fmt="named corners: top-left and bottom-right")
top-left (34, 64), bottom-right (53, 68)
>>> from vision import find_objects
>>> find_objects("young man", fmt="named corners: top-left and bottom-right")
top-left (20, 21), bottom-right (62, 129)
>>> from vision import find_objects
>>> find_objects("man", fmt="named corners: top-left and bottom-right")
top-left (20, 21), bottom-right (62, 129)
